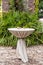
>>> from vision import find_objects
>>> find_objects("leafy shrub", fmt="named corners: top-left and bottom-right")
top-left (9, 0), bottom-right (15, 11)
top-left (35, 0), bottom-right (39, 14)
top-left (9, 0), bottom-right (23, 11)
top-left (39, 0), bottom-right (43, 18)
top-left (39, 0), bottom-right (43, 9)
top-left (39, 11), bottom-right (43, 18)
top-left (0, 11), bottom-right (43, 47)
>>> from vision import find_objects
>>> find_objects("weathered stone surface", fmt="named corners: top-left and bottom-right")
top-left (23, 0), bottom-right (35, 12)
top-left (0, 45), bottom-right (43, 65)
top-left (2, 0), bottom-right (35, 12)
top-left (2, 0), bottom-right (9, 12)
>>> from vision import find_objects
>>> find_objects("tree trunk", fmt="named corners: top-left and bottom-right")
top-left (2, 0), bottom-right (9, 12)
top-left (23, 0), bottom-right (35, 12)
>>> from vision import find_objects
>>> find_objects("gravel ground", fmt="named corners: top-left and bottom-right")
top-left (0, 45), bottom-right (43, 65)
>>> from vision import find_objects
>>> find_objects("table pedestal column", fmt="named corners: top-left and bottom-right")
top-left (16, 39), bottom-right (28, 62)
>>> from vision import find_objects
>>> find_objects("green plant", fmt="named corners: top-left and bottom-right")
top-left (39, 0), bottom-right (43, 18)
top-left (0, 11), bottom-right (43, 47)
top-left (35, 0), bottom-right (39, 16)
top-left (9, 0), bottom-right (23, 11)
top-left (39, 0), bottom-right (43, 9)
top-left (9, 0), bottom-right (15, 11)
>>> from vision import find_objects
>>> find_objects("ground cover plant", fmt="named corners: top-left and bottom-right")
top-left (0, 11), bottom-right (43, 47)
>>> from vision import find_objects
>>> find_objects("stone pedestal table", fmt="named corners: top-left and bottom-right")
top-left (8, 28), bottom-right (35, 62)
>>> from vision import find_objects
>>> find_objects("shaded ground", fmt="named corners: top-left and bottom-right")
top-left (0, 45), bottom-right (43, 65)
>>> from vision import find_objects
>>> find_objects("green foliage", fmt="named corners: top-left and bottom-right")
top-left (9, 0), bottom-right (23, 11)
top-left (9, 0), bottom-right (15, 11)
top-left (0, 0), bottom-right (1, 5)
top-left (0, 17), bottom-right (1, 22)
top-left (35, 0), bottom-right (39, 15)
top-left (39, 0), bottom-right (43, 9)
top-left (0, 11), bottom-right (43, 47)
top-left (39, 12), bottom-right (43, 18)
top-left (18, 0), bottom-right (23, 9)
top-left (39, 0), bottom-right (43, 18)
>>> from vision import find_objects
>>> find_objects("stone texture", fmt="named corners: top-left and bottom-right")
top-left (0, 45), bottom-right (43, 65)
top-left (2, 0), bottom-right (35, 12)
top-left (23, 0), bottom-right (35, 12)
top-left (2, 0), bottom-right (9, 12)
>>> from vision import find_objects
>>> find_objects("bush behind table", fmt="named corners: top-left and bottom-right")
top-left (0, 11), bottom-right (43, 47)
